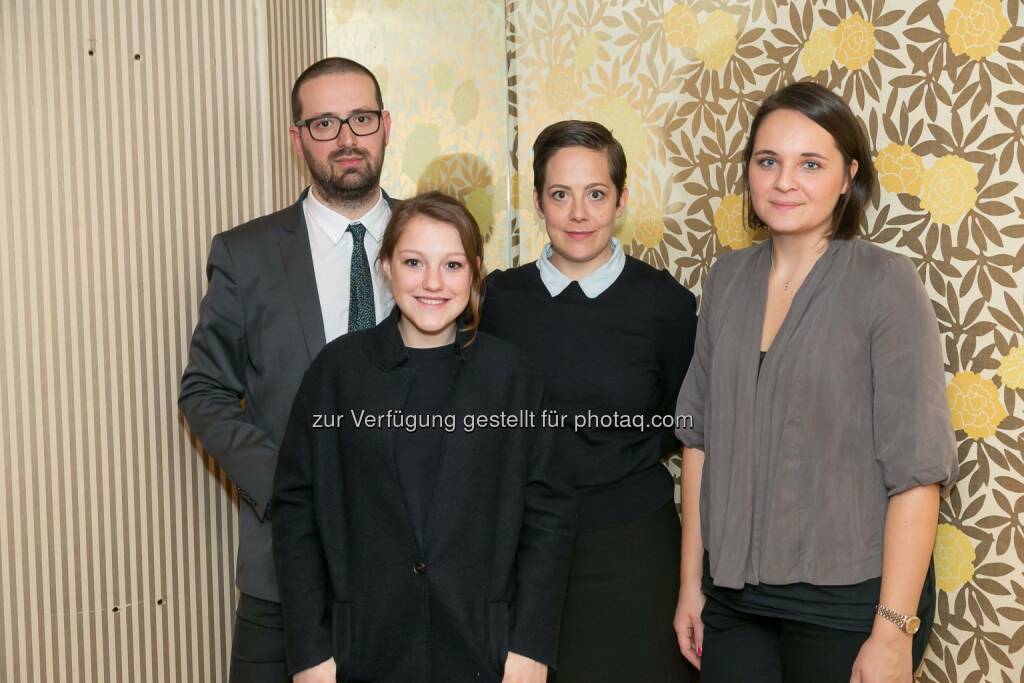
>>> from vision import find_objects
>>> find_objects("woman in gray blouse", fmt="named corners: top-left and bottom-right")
top-left (672, 82), bottom-right (957, 683)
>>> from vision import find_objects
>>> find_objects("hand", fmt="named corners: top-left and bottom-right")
top-left (501, 651), bottom-right (548, 683)
top-left (673, 585), bottom-right (705, 670)
top-left (850, 630), bottom-right (913, 683)
top-left (294, 657), bottom-right (337, 683)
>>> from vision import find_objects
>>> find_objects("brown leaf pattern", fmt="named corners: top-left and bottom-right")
top-left (509, 5), bottom-right (1024, 679)
top-left (329, 1), bottom-right (1024, 678)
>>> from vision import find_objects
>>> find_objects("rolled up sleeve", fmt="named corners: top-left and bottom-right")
top-left (870, 256), bottom-right (958, 495)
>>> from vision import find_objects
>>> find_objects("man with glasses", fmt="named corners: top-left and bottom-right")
top-left (179, 57), bottom-right (397, 683)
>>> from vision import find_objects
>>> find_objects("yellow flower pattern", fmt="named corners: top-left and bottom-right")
top-left (543, 66), bottom-right (581, 112)
top-left (714, 194), bottom-right (751, 250)
top-left (464, 186), bottom-right (494, 240)
top-left (574, 33), bottom-right (600, 70)
top-left (997, 346), bottom-right (1024, 390)
top-left (834, 13), bottom-right (875, 71)
top-left (664, 4), bottom-right (700, 50)
top-left (934, 524), bottom-right (976, 593)
top-left (801, 28), bottom-right (836, 77)
top-left (433, 63), bottom-right (455, 91)
top-left (695, 10), bottom-right (739, 71)
top-left (919, 155), bottom-right (978, 226)
top-left (947, 371), bottom-right (1009, 439)
top-left (401, 124), bottom-right (441, 182)
top-left (591, 95), bottom-right (648, 163)
top-left (630, 206), bottom-right (666, 249)
top-left (875, 143), bottom-right (925, 196)
top-left (331, 0), bottom-right (357, 24)
top-left (945, 0), bottom-right (1011, 61)
top-left (451, 80), bottom-right (480, 126)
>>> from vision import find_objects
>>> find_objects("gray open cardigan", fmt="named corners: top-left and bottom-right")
top-left (675, 238), bottom-right (957, 590)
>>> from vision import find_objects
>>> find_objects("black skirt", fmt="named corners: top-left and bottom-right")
top-left (550, 501), bottom-right (697, 683)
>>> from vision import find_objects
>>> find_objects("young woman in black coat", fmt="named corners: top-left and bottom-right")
top-left (272, 192), bottom-right (576, 683)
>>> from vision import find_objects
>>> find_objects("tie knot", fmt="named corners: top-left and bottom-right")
top-left (347, 222), bottom-right (366, 242)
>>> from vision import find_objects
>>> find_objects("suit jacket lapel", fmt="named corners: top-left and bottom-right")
top-left (278, 190), bottom-right (326, 361)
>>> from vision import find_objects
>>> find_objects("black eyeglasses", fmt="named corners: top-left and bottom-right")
top-left (295, 111), bottom-right (383, 141)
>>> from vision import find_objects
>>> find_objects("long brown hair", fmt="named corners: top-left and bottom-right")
top-left (377, 191), bottom-right (486, 345)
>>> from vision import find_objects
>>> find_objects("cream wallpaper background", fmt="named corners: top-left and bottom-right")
top-left (328, 0), bottom-right (1024, 680)
top-left (325, 0), bottom-right (515, 269)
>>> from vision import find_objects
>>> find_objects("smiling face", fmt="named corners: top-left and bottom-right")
top-left (747, 108), bottom-right (857, 240)
top-left (289, 71), bottom-right (391, 210)
top-left (382, 215), bottom-right (471, 348)
top-left (535, 146), bottom-right (627, 280)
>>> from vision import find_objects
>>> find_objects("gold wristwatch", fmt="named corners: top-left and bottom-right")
top-left (875, 604), bottom-right (921, 635)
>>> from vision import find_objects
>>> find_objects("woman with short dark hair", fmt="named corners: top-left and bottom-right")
top-left (482, 120), bottom-right (699, 682)
top-left (673, 82), bottom-right (958, 683)
top-left (273, 192), bottom-right (576, 683)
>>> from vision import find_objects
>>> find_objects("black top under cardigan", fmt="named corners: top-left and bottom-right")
top-left (272, 310), bottom-right (577, 682)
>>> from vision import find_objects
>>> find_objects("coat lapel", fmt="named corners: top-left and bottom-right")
top-left (278, 190), bottom-right (326, 361)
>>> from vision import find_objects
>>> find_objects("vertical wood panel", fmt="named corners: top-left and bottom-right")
top-left (267, 0), bottom-right (323, 209)
top-left (0, 1), bottom-right (322, 681)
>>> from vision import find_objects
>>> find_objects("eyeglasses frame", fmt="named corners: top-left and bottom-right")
top-left (294, 110), bottom-right (385, 141)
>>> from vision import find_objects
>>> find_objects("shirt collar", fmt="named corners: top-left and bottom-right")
top-left (303, 188), bottom-right (390, 245)
top-left (536, 238), bottom-right (626, 298)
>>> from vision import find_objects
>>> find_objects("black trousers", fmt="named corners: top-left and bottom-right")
top-left (700, 597), bottom-right (905, 683)
top-left (550, 502), bottom-right (697, 683)
top-left (229, 593), bottom-right (290, 683)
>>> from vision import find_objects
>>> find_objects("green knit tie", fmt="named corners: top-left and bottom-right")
top-left (347, 222), bottom-right (376, 332)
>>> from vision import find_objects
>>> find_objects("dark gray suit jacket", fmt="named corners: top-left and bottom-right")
top-left (179, 188), bottom-right (398, 601)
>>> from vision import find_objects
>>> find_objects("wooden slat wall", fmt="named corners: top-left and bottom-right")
top-left (0, 1), bottom-right (320, 681)
top-left (267, 0), bottom-right (324, 209)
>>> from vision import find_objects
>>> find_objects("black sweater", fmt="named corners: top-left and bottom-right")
top-left (393, 344), bottom-right (459, 547)
top-left (480, 256), bottom-right (697, 530)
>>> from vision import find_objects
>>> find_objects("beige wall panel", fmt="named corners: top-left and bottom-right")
top-left (268, 0), bottom-right (325, 209)
top-left (0, 1), bottom-right (318, 681)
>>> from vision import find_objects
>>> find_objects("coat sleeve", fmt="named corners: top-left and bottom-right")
top-left (272, 369), bottom-right (334, 675)
top-left (870, 255), bottom-right (958, 494)
top-left (508, 368), bottom-right (577, 669)
top-left (178, 234), bottom-right (277, 519)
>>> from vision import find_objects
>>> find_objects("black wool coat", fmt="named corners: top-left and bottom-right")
top-left (272, 310), bottom-right (577, 682)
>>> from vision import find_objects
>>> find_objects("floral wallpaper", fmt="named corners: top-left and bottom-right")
top-left (325, 0), bottom-right (514, 269)
top-left (328, 0), bottom-right (1024, 679)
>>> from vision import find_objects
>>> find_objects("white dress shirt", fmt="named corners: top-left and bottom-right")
top-left (302, 188), bottom-right (394, 342)
top-left (536, 238), bottom-right (626, 298)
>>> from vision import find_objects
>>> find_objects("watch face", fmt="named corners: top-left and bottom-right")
top-left (906, 616), bottom-right (921, 635)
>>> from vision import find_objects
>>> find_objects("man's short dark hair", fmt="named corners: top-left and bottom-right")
top-left (291, 57), bottom-right (384, 123)
top-left (532, 120), bottom-right (627, 203)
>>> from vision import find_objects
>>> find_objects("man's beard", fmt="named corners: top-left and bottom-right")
top-left (303, 144), bottom-right (384, 209)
